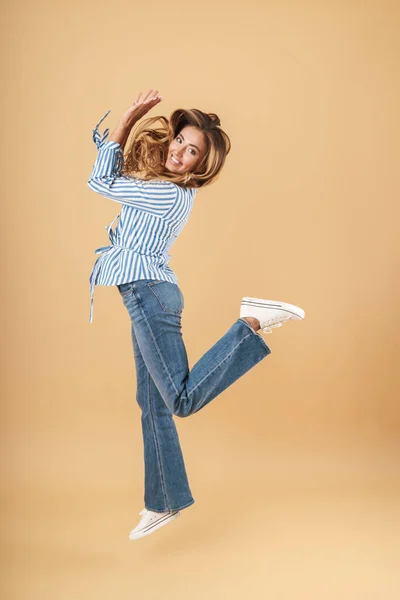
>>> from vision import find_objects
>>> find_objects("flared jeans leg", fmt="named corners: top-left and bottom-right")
top-left (130, 324), bottom-right (195, 513)
top-left (118, 279), bottom-right (272, 512)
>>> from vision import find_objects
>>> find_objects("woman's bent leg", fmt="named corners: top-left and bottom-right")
top-left (119, 280), bottom-right (271, 418)
top-left (130, 321), bottom-right (195, 512)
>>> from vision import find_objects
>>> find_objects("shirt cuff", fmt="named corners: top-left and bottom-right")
top-left (92, 109), bottom-right (122, 151)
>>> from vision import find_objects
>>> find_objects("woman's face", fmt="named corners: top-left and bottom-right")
top-left (165, 126), bottom-right (207, 174)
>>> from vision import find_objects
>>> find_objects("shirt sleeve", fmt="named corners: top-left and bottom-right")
top-left (87, 110), bottom-right (177, 217)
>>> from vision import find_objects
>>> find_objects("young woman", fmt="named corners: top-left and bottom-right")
top-left (87, 89), bottom-right (305, 541)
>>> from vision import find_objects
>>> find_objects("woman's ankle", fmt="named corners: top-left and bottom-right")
top-left (242, 316), bottom-right (261, 331)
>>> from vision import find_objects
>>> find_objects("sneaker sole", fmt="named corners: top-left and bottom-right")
top-left (241, 297), bottom-right (305, 320)
top-left (128, 510), bottom-right (180, 540)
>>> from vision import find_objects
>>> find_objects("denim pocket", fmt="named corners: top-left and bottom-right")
top-left (147, 281), bottom-right (184, 315)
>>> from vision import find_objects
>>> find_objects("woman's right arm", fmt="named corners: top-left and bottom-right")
top-left (108, 119), bottom-right (134, 150)
top-left (109, 89), bottom-right (163, 149)
top-left (87, 92), bottom-right (178, 217)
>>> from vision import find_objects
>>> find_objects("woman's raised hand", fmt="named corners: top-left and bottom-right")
top-left (119, 89), bottom-right (163, 126)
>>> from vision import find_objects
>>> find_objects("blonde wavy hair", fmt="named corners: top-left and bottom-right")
top-left (121, 108), bottom-right (231, 189)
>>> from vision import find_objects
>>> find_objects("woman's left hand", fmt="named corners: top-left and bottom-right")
top-left (119, 89), bottom-right (163, 126)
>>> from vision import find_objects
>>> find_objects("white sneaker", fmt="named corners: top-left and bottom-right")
top-left (240, 297), bottom-right (305, 334)
top-left (128, 508), bottom-right (181, 540)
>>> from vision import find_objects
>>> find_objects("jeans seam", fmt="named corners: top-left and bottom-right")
top-left (135, 290), bottom-right (181, 403)
top-left (186, 331), bottom-right (255, 399)
top-left (147, 369), bottom-right (170, 511)
top-left (148, 283), bottom-right (182, 316)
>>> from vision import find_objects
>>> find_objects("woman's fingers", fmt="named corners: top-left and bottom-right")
top-left (145, 89), bottom-right (160, 103)
top-left (134, 89), bottom-right (161, 105)
top-left (126, 90), bottom-right (162, 123)
top-left (149, 91), bottom-right (162, 103)
top-left (141, 89), bottom-right (151, 102)
top-left (143, 89), bottom-right (156, 102)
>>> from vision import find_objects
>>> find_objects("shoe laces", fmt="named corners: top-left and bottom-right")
top-left (261, 315), bottom-right (291, 334)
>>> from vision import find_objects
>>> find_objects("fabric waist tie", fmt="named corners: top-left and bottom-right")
top-left (89, 216), bottom-right (166, 323)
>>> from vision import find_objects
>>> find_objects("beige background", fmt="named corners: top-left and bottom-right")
top-left (1, 0), bottom-right (399, 598)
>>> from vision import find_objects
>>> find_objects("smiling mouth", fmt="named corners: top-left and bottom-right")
top-left (170, 155), bottom-right (182, 165)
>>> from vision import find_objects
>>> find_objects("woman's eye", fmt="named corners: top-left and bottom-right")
top-left (176, 137), bottom-right (196, 156)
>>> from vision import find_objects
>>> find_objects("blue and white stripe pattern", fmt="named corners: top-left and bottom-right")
top-left (88, 110), bottom-right (198, 323)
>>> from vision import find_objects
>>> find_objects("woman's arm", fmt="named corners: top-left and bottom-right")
top-left (109, 118), bottom-right (135, 150)
top-left (88, 94), bottom-right (177, 217)
top-left (87, 136), bottom-right (178, 216)
top-left (109, 89), bottom-right (163, 149)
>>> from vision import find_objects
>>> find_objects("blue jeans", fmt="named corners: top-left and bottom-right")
top-left (117, 279), bottom-right (272, 513)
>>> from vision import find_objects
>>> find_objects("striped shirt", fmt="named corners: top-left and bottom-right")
top-left (88, 110), bottom-right (198, 323)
